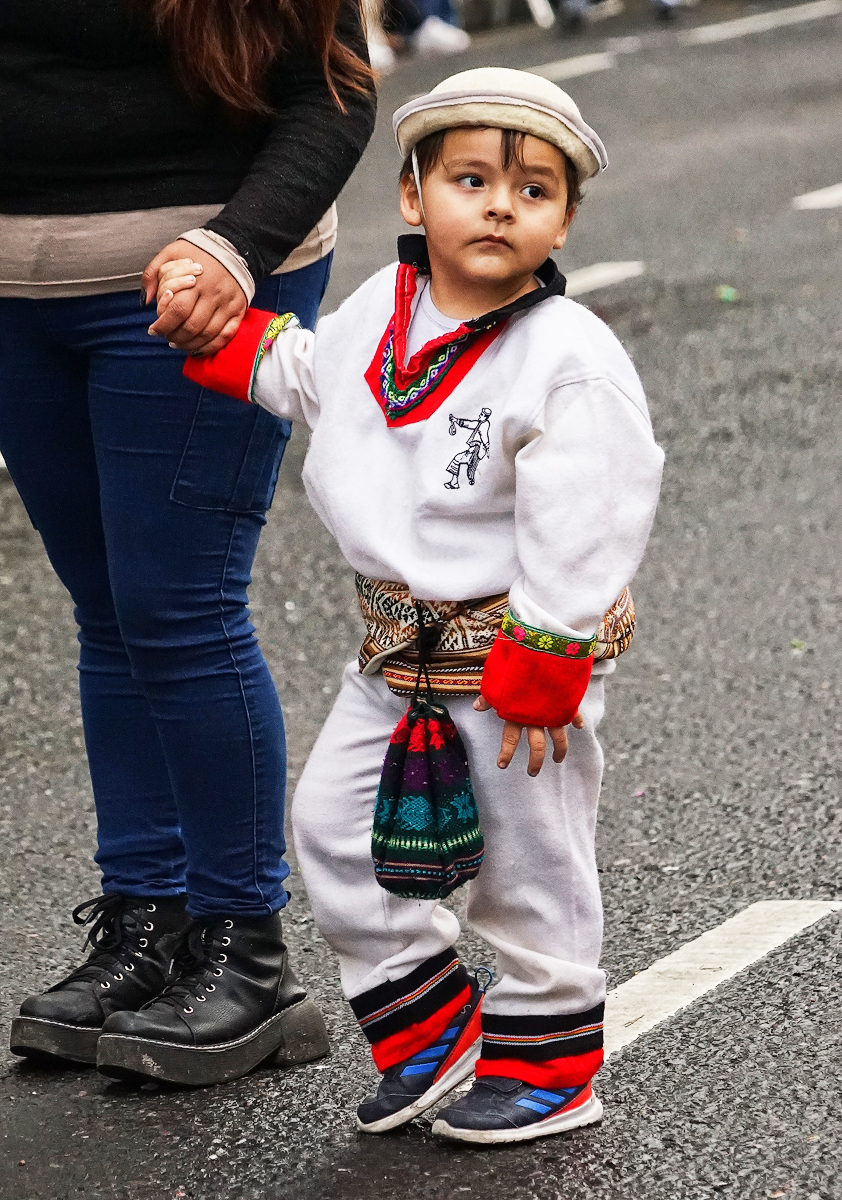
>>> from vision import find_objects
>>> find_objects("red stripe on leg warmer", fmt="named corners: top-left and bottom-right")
top-left (370, 984), bottom-right (472, 1071)
top-left (475, 1047), bottom-right (604, 1089)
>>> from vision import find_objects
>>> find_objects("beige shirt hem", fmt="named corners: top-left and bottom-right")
top-left (0, 203), bottom-right (337, 299)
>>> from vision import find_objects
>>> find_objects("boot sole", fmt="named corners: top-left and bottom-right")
top-left (9, 1016), bottom-right (100, 1066)
top-left (96, 997), bottom-right (330, 1086)
top-left (431, 1092), bottom-right (603, 1144)
top-left (357, 1037), bottom-right (481, 1134)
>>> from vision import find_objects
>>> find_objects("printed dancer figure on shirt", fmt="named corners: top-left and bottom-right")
top-left (445, 407), bottom-right (491, 488)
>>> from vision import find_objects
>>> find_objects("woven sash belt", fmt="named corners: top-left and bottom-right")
top-left (355, 573), bottom-right (636, 697)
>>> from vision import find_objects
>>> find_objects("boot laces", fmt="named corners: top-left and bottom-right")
top-left (61, 894), bottom-right (156, 987)
top-left (151, 920), bottom-right (233, 1013)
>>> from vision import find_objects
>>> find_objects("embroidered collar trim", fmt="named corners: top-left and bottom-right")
top-left (364, 236), bottom-right (566, 428)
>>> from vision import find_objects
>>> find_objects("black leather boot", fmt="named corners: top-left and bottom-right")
top-left (10, 893), bottom-right (190, 1065)
top-left (96, 912), bottom-right (330, 1086)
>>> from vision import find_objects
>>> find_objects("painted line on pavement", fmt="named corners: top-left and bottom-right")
top-left (793, 181), bottom-right (842, 210)
top-left (604, 899), bottom-right (841, 1057)
top-left (681, 0), bottom-right (842, 44)
top-left (529, 2), bottom-right (840, 78)
top-left (565, 260), bottom-right (646, 297)
top-left (530, 52), bottom-right (617, 83)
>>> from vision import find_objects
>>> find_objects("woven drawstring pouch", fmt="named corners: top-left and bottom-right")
top-left (371, 605), bottom-right (485, 900)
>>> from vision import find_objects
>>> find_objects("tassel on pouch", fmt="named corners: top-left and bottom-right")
top-left (372, 605), bottom-right (484, 900)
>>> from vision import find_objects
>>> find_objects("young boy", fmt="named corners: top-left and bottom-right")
top-left (159, 68), bottom-right (663, 1144)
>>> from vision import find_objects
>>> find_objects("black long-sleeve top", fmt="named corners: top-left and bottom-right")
top-left (0, 0), bottom-right (376, 282)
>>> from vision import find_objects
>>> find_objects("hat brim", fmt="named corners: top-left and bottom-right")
top-left (394, 96), bottom-right (604, 183)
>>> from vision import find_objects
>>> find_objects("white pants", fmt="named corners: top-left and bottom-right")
top-left (292, 661), bottom-right (611, 1020)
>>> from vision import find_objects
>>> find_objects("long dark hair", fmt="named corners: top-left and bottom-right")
top-left (150, 0), bottom-right (372, 115)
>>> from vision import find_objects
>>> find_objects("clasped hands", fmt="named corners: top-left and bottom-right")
top-left (142, 241), bottom-right (247, 356)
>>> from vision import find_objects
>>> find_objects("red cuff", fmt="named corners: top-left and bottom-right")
top-left (481, 630), bottom-right (593, 727)
top-left (182, 307), bottom-right (277, 403)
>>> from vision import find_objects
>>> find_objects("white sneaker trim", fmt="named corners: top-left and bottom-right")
top-left (431, 1091), bottom-right (603, 1144)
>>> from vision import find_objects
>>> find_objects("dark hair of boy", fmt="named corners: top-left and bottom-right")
top-left (400, 127), bottom-right (584, 215)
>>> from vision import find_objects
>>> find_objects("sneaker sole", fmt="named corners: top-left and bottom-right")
top-left (431, 1092), bottom-right (603, 1144)
top-left (96, 997), bottom-right (330, 1087)
top-left (357, 1037), bottom-right (481, 1134)
top-left (10, 1016), bottom-right (100, 1066)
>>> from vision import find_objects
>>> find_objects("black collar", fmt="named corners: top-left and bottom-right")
top-left (396, 233), bottom-right (566, 331)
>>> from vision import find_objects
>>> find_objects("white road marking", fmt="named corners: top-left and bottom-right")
top-left (565, 260), bottom-right (646, 296)
top-left (530, 3), bottom-right (838, 80)
top-left (0, 454), bottom-right (6, 471)
top-left (530, 52), bottom-right (617, 83)
top-left (604, 899), bottom-right (841, 1056)
top-left (681, 0), bottom-right (842, 45)
top-left (793, 181), bottom-right (842, 210)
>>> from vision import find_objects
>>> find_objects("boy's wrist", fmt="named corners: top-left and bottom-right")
top-left (481, 623), bottom-right (593, 728)
top-left (182, 308), bottom-right (282, 403)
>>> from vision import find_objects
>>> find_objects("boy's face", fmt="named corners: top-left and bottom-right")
top-left (400, 127), bottom-right (572, 295)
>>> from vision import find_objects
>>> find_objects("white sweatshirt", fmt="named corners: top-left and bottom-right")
top-left (249, 262), bottom-right (664, 646)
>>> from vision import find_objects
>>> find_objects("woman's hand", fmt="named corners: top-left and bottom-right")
top-left (143, 240), bottom-right (248, 356)
top-left (473, 695), bottom-right (584, 777)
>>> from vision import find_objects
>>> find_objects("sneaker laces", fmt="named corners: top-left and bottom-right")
top-left (149, 921), bottom-right (231, 1012)
top-left (60, 894), bottom-right (152, 985)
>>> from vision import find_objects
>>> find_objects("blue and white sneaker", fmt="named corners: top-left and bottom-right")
top-left (431, 1076), bottom-right (603, 1144)
top-left (356, 984), bottom-right (482, 1134)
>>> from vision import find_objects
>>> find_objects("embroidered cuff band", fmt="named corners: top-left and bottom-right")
top-left (251, 313), bottom-right (298, 401)
top-left (479, 1006), bottom-right (604, 1062)
top-left (500, 609), bottom-right (597, 659)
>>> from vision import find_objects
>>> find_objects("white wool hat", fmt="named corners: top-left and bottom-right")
top-left (392, 66), bottom-right (607, 184)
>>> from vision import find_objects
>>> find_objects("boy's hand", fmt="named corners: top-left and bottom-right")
top-left (155, 258), bottom-right (203, 316)
top-left (473, 695), bottom-right (584, 777)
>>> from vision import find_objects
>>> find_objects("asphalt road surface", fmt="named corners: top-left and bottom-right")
top-left (1, 4), bottom-right (841, 1198)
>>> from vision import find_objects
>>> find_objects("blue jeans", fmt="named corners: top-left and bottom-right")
top-left (0, 256), bottom-right (331, 918)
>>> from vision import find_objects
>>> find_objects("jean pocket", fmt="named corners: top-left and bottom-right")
top-left (170, 388), bottom-right (291, 513)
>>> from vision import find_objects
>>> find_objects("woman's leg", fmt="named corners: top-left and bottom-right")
top-left (88, 257), bottom-right (338, 1083)
top-left (0, 297), bottom-right (193, 1065)
top-left (4, 259), bottom-right (333, 1070)
top-left (75, 255), bottom-right (330, 915)
top-left (0, 298), bottom-right (186, 895)
top-left (74, 261), bottom-right (330, 918)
